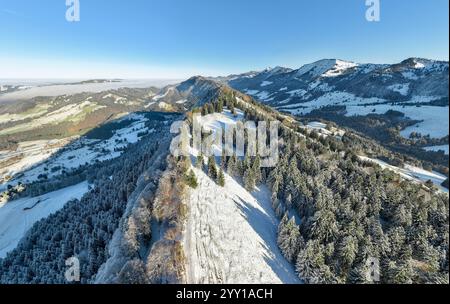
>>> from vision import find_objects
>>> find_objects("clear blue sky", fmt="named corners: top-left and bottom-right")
top-left (0, 0), bottom-right (448, 78)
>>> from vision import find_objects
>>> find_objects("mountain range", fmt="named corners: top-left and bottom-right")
top-left (216, 58), bottom-right (448, 114)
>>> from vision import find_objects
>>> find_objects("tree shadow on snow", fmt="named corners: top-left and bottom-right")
top-left (232, 195), bottom-right (300, 284)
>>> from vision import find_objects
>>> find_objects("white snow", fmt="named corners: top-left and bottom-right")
top-left (260, 81), bottom-right (273, 87)
top-left (300, 121), bottom-right (345, 139)
top-left (307, 121), bottom-right (327, 129)
top-left (398, 107), bottom-right (449, 139)
top-left (359, 63), bottom-right (385, 74)
top-left (423, 145), bottom-right (449, 155)
top-left (279, 91), bottom-right (387, 115)
top-left (102, 93), bottom-right (128, 104)
top-left (287, 89), bottom-right (307, 97)
top-left (244, 89), bottom-right (260, 95)
top-left (184, 167), bottom-right (300, 284)
top-left (401, 71), bottom-right (419, 80)
top-left (322, 60), bottom-right (358, 77)
top-left (274, 87), bottom-right (447, 140)
top-left (256, 91), bottom-right (271, 100)
top-left (195, 109), bottom-right (244, 133)
top-left (295, 59), bottom-right (358, 78)
top-left (0, 138), bottom-right (75, 185)
top-left (152, 87), bottom-right (175, 101)
top-left (244, 90), bottom-right (272, 101)
top-left (343, 104), bottom-right (448, 139)
top-left (413, 62), bottom-right (425, 69)
top-left (158, 101), bottom-right (171, 110)
top-left (359, 156), bottom-right (448, 193)
top-left (0, 181), bottom-right (89, 258)
top-left (144, 101), bottom-right (156, 108)
top-left (388, 83), bottom-right (410, 96)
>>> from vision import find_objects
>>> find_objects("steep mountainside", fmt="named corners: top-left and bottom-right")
top-left (146, 76), bottom-right (225, 111)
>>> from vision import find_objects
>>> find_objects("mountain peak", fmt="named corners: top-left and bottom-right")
top-left (264, 66), bottom-right (293, 74)
top-left (400, 58), bottom-right (433, 69)
top-left (295, 59), bottom-right (358, 78)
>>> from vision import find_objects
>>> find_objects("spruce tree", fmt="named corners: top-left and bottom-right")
top-left (207, 156), bottom-right (218, 180)
top-left (278, 214), bottom-right (303, 262)
top-left (221, 150), bottom-right (227, 169)
top-left (252, 155), bottom-right (262, 185)
top-left (243, 168), bottom-right (255, 191)
top-left (217, 168), bottom-right (225, 187)
top-left (227, 154), bottom-right (237, 176)
top-left (217, 99), bottom-right (224, 113)
top-left (202, 105), bottom-right (208, 115)
top-left (207, 103), bottom-right (215, 114)
top-left (196, 154), bottom-right (204, 169)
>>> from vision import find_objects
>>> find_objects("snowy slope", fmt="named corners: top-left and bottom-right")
top-left (183, 108), bottom-right (299, 283)
top-left (295, 59), bottom-right (357, 78)
top-left (359, 156), bottom-right (448, 193)
top-left (184, 167), bottom-right (300, 284)
top-left (0, 181), bottom-right (89, 258)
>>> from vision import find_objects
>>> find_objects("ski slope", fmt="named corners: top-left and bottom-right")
top-left (184, 166), bottom-right (300, 284)
top-left (0, 181), bottom-right (89, 258)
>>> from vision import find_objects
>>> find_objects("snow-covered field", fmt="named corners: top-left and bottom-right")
top-left (359, 156), bottom-right (448, 193)
top-left (0, 181), bottom-right (89, 258)
top-left (0, 138), bottom-right (75, 184)
top-left (260, 81), bottom-right (273, 87)
top-left (184, 167), bottom-right (300, 284)
top-left (423, 145), bottom-right (449, 155)
top-left (346, 105), bottom-right (448, 139)
top-left (0, 113), bottom-right (152, 191)
top-left (278, 92), bottom-right (387, 114)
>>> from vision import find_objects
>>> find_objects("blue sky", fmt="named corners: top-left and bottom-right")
top-left (0, 0), bottom-right (448, 78)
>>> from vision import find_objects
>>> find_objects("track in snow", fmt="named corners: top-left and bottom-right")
top-left (184, 167), bottom-right (300, 284)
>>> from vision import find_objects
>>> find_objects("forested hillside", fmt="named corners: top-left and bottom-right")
top-left (0, 113), bottom-right (178, 283)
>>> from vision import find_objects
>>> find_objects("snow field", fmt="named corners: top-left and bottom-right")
top-left (0, 181), bottom-right (89, 258)
top-left (184, 167), bottom-right (300, 284)
top-left (359, 156), bottom-right (448, 193)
